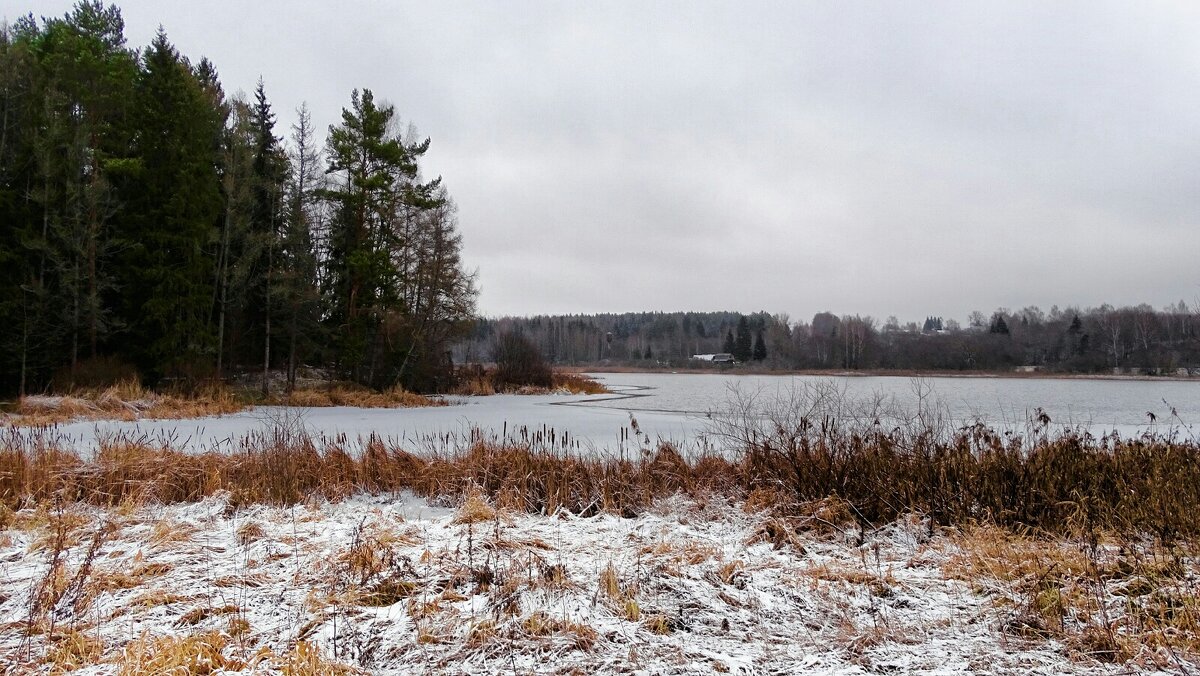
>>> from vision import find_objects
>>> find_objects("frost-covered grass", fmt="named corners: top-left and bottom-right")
top-left (4, 380), bottom-right (449, 427)
top-left (8, 379), bottom-right (243, 426)
top-left (3, 491), bottom-right (1193, 674)
top-left (3, 405), bottom-right (1200, 673)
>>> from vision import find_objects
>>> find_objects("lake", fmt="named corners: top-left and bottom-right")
top-left (39, 372), bottom-right (1199, 453)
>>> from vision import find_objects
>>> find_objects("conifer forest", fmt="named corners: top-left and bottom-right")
top-left (0, 3), bottom-right (477, 396)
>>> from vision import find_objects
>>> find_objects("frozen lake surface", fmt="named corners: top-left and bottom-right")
top-left (41, 372), bottom-right (1199, 453)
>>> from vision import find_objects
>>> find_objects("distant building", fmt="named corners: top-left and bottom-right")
top-left (692, 353), bottom-right (735, 363)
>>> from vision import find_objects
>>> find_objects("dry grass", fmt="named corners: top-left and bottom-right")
top-left (3, 424), bottom-right (1200, 546)
top-left (94, 562), bottom-right (173, 592)
top-left (453, 374), bottom-right (496, 396)
top-left (271, 384), bottom-right (447, 408)
top-left (452, 488), bottom-right (497, 525)
top-left (948, 525), bottom-right (1200, 666)
top-left (129, 588), bottom-right (192, 608)
top-left (551, 372), bottom-right (609, 395)
top-left (116, 630), bottom-right (238, 674)
top-left (597, 562), bottom-right (643, 622)
top-left (0, 478), bottom-right (1195, 673)
top-left (274, 640), bottom-right (363, 675)
top-left (176, 604), bottom-right (241, 627)
top-left (236, 521), bottom-right (266, 546)
top-left (520, 611), bottom-right (600, 649)
top-left (10, 379), bottom-right (242, 426)
top-left (451, 368), bottom-right (609, 395)
top-left (44, 629), bottom-right (103, 673)
top-left (4, 379), bottom-right (449, 427)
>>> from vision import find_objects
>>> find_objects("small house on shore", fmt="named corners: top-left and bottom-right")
top-left (691, 353), bottom-right (735, 364)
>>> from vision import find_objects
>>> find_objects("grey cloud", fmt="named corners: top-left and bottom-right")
top-left (18, 0), bottom-right (1200, 322)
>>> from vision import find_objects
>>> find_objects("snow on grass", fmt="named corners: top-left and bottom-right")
top-left (2, 493), bottom-right (1184, 674)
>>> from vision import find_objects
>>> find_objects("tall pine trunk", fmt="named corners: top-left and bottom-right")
top-left (215, 198), bottom-right (233, 379)
top-left (262, 228), bottom-right (271, 397)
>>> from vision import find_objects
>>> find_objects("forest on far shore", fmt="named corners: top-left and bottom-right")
top-left (0, 2), bottom-right (476, 397)
top-left (456, 303), bottom-right (1200, 375)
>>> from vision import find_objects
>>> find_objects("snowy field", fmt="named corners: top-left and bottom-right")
top-left (1, 492), bottom-right (1189, 674)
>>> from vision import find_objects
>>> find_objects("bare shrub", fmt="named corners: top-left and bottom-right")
top-left (491, 332), bottom-right (552, 390)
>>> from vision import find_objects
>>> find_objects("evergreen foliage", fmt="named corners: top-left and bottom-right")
top-left (733, 315), bottom-right (753, 362)
top-left (0, 3), bottom-right (476, 395)
top-left (752, 330), bottom-right (767, 361)
top-left (989, 314), bottom-right (1010, 335)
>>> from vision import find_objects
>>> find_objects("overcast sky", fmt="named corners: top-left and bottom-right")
top-left (12, 1), bottom-right (1200, 324)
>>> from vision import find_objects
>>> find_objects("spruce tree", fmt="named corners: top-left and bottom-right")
top-left (115, 29), bottom-right (221, 378)
top-left (734, 315), bottom-right (753, 362)
top-left (752, 329), bottom-right (767, 361)
top-left (989, 314), bottom-right (1010, 335)
top-left (247, 80), bottom-right (287, 394)
top-left (37, 3), bottom-right (137, 374)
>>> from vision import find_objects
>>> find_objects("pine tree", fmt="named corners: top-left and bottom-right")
top-left (323, 88), bottom-right (474, 388)
top-left (324, 88), bottom-right (415, 382)
top-left (247, 80), bottom-right (287, 394)
top-left (37, 3), bottom-right (137, 375)
top-left (733, 315), bottom-right (753, 362)
top-left (722, 330), bottom-right (734, 355)
top-left (114, 29), bottom-right (221, 378)
top-left (752, 329), bottom-right (767, 361)
top-left (212, 92), bottom-right (254, 378)
top-left (989, 314), bottom-right (1010, 335)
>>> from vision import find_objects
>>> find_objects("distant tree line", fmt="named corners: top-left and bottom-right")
top-left (454, 302), bottom-right (1200, 374)
top-left (0, 3), bottom-right (475, 396)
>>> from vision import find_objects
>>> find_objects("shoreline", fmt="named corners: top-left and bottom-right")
top-left (565, 365), bottom-right (1199, 382)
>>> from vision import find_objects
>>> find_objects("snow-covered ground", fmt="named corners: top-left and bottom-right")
top-left (0, 493), bottom-right (1180, 675)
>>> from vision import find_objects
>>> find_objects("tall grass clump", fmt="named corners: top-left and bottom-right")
top-left (708, 380), bottom-right (1200, 540)
top-left (270, 384), bottom-right (446, 408)
top-left (10, 379), bottom-right (242, 426)
top-left (2, 415), bottom-right (1199, 542)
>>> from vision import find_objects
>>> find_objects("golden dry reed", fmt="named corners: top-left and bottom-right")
top-left (2, 423), bottom-right (1199, 540)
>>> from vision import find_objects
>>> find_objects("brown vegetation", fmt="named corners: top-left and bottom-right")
top-left (265, 384), bottom-right (447, 408)
top-left (4, 379), bottom-right (447, 426)
top-left (1, 446), bottom-right (1196, 672)
top-left (551, 372), bottom-right (609, 394)
top-left (948, 525), bottom-right (1200, 664)
top-left (452, 366), bottom-right (608, 396)
top-left (1, 422), bottom-right (1198, 541)
top-left (9, 379), bottom-right (242, 426)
